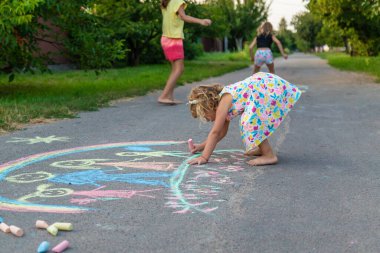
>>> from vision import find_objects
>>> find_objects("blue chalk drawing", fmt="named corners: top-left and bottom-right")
top-left (125, 146), bottom-right (152, 152)
top-left (49, 170), bottom-right (173, 187)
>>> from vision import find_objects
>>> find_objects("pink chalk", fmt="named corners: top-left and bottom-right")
top-left (52, 240), bottom-right (69, 253)
top-left (188, 139), bottom-right (195, 151)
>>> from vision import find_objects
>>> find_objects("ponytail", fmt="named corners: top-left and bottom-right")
top-left (161, 0), bottom-right (170, 8)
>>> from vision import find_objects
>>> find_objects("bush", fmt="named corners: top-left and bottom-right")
top-left (184, 41), bottom-right (204, 60)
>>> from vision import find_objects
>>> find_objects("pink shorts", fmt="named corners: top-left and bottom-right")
top-left (161, 36), bottom-right (184, 61)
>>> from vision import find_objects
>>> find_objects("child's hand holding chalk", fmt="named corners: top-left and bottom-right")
top-left (188, 139), bottom-right (195, 152)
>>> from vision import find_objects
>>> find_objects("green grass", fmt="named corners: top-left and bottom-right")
top-left (317, 52), bottom-right (380, 82)
top-left (0, 52), bottom-right (249, 132)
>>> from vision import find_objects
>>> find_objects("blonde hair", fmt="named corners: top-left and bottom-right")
top-left (188, 84), bottom-right (224, 122)
top-left (257, 22), bottom-right (273, 36)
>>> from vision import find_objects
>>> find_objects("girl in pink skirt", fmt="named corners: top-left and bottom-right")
top-left (159, 0), bottom-right (211, 105)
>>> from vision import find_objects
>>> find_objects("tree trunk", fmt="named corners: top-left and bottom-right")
top-left (342, 36), bottom-right (349, 54)
top-left (235, 37), bottom-right (243, 51)
top-left (224, 36), bottom-right (229, 52)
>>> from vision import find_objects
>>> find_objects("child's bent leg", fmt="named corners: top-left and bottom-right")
top-left (244, 147), bottom-right (262, 156)
top-left (247, 139), bottom-right (278, 166)
top-left (158, 59), bottom-right (184, 104)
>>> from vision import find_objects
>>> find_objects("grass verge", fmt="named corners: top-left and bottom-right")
top-left (0, 52), bottom-right (249, 132)
top-left (317, 52), bottom-right (380, 82)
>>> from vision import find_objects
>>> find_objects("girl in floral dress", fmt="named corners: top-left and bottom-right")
top-left (187, 72), bottom-right (301, 166)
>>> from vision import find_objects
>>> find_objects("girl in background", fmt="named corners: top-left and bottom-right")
top-left (159, 0), bottom-right (211, 105)
top-left (249, 22), bottom-right (288, 74)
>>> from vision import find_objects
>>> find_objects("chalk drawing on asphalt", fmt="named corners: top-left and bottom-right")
top-left (6, 135), bottom-right (70, 144)
top-left (0, 141), bottom-right (247, 214)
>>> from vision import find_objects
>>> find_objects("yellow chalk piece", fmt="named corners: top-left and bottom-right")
top-left (0, 222), bottom-right (11, 233)
top-left (9, 225), bottom-right (24, 237)
top-left (36, 220), bottom-right (49, 229)
top-left (47, 225), bottom-right (58, 236)
top-left (52, 222), bottom-right (73, 231)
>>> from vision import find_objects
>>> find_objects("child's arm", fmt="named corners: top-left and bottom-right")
top-left (249, 38), bottom-right (257, 62)
top-left (191, 121), bottom-right (229, 153)
top-left (272, 35), bottom-right (288, 59)
top-left (177, 5), bottom-right (212, 26)
top-left (188, 94), bottom-right (232, 165)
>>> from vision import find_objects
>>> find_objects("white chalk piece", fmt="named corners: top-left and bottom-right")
top-left (9, 225), bottom-right (24, 237)
top-left (36, 220), bottom-right (49, 229)
top-left (37, 241), bottom-right (50, 253)
top-left (52, 240), bottom-right (69, 253)
top-left (0, 222), bottom-right (11, 233)
top-left (47, 225), bottom-right (58, 236)
top-left (52, 222), bottom-right (73, 231)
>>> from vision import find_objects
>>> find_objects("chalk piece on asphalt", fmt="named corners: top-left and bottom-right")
top-left (0, 222), bottom-right (11, 233)
top-left (47, 225), bottom-right (58, 236)
top-left (52, 240), bottom-right (69, 253)
top-left (0, 216), bottom-right (3, 223)
top-left (36, 220), bottom-right (49, 229)
top-left (9, 225), bottom-right (24, 237)
top-left (188, 139), bottom-right (195, 151)
top-left (37, 241), bottom-right (50, 253)
top-left (52, 222), bottom-right (73, 231)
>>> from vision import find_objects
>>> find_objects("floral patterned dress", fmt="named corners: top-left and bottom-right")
top-left (219, 72), bottom-right (301, 151)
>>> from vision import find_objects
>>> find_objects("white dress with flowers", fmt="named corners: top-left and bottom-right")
top-left (219, 72), bottom-right (301, 151)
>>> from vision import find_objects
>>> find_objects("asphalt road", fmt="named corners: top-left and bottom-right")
top-left (0, 53), bottom-right (379, 253)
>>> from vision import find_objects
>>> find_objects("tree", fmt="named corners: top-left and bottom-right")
top-left (291, 11), bottom-right (322, 52)
top-left (275, 18), bottom-right (296, 52)
top-left (94, 0), bottom-right (162, 66)
top-left (308, 0), bottom-right (380, 55)
top-left (209, 0), bottom-right (268, 51)
top-left (0, 0), bottom-right (47, 81)
top-left (40, 0), bottom-right (126, 70)
top-left (0, 0), bottom-right (126, 80)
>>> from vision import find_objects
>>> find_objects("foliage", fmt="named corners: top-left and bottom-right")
top-left (41, 0), bottom-right (126, 70)
top-left (204, 0), bottom-right (268, 51)
top-left (291, 11), bottom-right (322, 52)
top-left (308, 0), bottom-right (380, 56)
top-left (0, 0), bottom-right (126, 81)
top-left (0, 0), bottom-right (48, 81)
top-left (274, 18), bottom-right (296, 53)
top-left (94, 0), bottom-right (162, 66)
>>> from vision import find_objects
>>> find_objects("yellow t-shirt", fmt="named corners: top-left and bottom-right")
top-left (161, 0), bottom-right (187, 39)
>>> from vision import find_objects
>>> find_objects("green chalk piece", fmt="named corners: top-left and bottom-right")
top-left (47, 225), bottom-right (58, 236)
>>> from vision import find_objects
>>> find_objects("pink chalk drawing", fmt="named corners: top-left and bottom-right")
top-left (70, 185), bottom-right (162, 205)
top-left (97, 162), bottom-right (177, 171)
top-left (217, 165), bottom-right (245, 172)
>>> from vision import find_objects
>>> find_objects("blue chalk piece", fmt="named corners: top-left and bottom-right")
top-left (37, 241), bottom-right (50, 253)
top-left (0, 217), bottom-right (3, 223)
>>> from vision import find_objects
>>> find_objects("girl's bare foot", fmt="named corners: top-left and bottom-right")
top-left (158, 98), bottom-right (183, 105)
top-left (244, 148), bottom-right (262, 156)
top-left (247, 155), bottom-right (278, 166)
